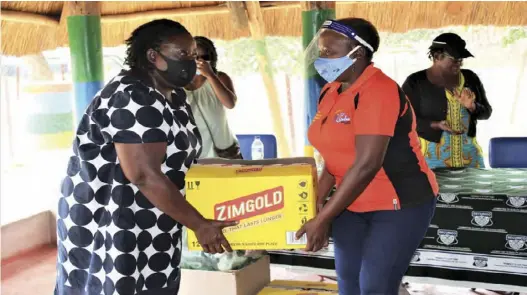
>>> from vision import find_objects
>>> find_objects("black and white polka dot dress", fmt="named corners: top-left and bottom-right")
top-left (54, 72), bottom-right (202, 295)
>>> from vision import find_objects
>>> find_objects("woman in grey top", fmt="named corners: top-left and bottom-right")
top-left (184, 36), bottom-right (241, 159)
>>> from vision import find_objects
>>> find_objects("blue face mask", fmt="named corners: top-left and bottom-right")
top-left (314, 46), bottom-right (361, 82)
top-left (196, 69), bottom-right (201, 76)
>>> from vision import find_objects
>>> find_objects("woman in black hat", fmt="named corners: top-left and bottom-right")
top-left (402, 33), bottom-right (492, 169)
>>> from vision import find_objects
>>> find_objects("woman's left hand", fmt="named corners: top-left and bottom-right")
top-left (455, 88), bottom-right (476, 111)
top-left (196, 59), bottom-right (215, 78)
top-left (296, 216), bottom-right (330, 252)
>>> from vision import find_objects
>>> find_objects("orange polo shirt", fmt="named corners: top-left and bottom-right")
top-left (308, 65), bottom-right (439, 212)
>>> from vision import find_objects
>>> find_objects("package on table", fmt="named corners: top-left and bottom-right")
top-left (258, 280), bottom-right (338, 294)
top-left (179, 255), bottom-right (271, 295)
top-left (186, 157), bottom-right (317, 250)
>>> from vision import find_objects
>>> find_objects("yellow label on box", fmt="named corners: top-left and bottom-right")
top-left (186, 163), bottom-right (317, 250)
top-left (258, 280), bottom-right (338, 294)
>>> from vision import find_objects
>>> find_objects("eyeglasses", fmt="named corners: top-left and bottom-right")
top-left (443, 52), bottom-right (463, 64)
top-left (197, 54), bottom-right (211, 61)
top-left (168, 48), bottom-right (197, 60)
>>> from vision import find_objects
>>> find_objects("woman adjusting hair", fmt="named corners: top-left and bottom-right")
top-left (54, 19), bottom-right (236, 295)
top-left (296, 18), bottom-right (438, 295)
top-left (184, 36), bottom-right (241, 159)
top-left (402, 33), bottom-right (492, 169)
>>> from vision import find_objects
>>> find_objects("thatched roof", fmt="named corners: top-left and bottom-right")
top-left (2, 1), bottom-right (527, 57)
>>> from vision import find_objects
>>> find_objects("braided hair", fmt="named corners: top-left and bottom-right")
top-left (124, 19), bottom-right (190, 71)
top-left (194, 36), bottom-right (218, 73)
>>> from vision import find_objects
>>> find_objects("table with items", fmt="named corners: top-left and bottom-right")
top-left (269, 168), bottom-right (527, 292)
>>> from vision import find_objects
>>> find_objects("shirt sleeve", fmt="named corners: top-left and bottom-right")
top-left (353, 81), bottom-right (400, 136)
top-left (94, 82), bottom-right (173, 144)
top-left (402, 75), bottom-right (437, 138)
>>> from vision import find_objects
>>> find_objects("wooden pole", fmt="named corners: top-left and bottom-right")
top-left (21, 54), bottom-right (54, 81)
top-left (66, 1), bottom-right (104, 125)
top-left (285, 74), bottom-right (297, 154)
top-left (227, 2), bottom-right (249, 30)
top-left (301, 1), bottom-right (335, 157)
top-left (245, 1), bottom-right (291, 158)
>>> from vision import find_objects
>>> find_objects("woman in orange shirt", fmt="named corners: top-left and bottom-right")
top-left (296, 18), bottom-right (439, 295)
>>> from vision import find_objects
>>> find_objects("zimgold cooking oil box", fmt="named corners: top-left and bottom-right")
top-left (186, 157), bottom-right (317, 250)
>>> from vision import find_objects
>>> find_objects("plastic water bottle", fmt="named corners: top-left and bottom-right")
top-left (251, 136), bottom-right (265, 160)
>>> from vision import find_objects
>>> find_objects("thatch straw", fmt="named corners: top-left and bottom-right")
top-left (336, 1), bottom-right (527, 33)
top-left (2, 1), bottom-right (526, 57)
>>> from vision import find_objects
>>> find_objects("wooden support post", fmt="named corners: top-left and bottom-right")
top-left (301, 1), bottom-right (335, 157)
top-left (285, 74), bottom-right (297, 154)
top-left (21, 54), bottom-right (54, 81)
top-left (66, 1), bottom-right (104, 125)
top-left (227, 2), bottom-right (249, 30)
top-left (245, 1), bottom-right (291, 158)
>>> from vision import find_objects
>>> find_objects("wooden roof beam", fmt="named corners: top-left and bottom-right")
top-left (2, 2), bottom-right (303, 27)
top-left (1, 10), bottom-right (59, 27)
top-left (227, 2), bottom-right (249, 31)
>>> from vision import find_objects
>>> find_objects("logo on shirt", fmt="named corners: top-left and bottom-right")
top-left (313, 112), bottom-right (323, 121)
top-left (471, 211), bottom-right (493, 227)
top-left (334, 111), bottom-right (351, 124)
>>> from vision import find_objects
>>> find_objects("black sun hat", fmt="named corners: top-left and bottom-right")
top-left (429, 33), bottom-right (474, 59)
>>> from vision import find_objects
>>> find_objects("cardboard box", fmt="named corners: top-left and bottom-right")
top-left (186, 157), bottom-right (317, 250)
top-left (179, 255), bottom-right (271, 295)
top-left (258, 280), bottom-right (338, 294)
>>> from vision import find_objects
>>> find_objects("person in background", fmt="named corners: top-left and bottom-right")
top-left (54, 19), bottom-right (236, 295)
top-left (184, 36), bottom-right (241, 159)
top-left (295, 18), bottom-right (438, 295)
top-left (402, 33), bottom-right (492, 169)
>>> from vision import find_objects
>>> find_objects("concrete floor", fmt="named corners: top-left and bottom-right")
top-left (1, 246), bottom-right (524, 295)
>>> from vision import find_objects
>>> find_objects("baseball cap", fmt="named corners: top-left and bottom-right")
top-left (429, 33), bottom-right (474, 59)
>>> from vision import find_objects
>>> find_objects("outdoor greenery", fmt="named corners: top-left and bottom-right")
top-left (215, 26), bottom-right (527, 77)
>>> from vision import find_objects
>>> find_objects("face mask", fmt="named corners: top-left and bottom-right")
top-left (196, 69), bottom-right (201, 76)
top-left (157, 53), bottom-right (197, 87)
top-left (314, 46), bottom-right (361, 83)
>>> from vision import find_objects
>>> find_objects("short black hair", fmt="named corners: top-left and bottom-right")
top-left (194, 36), bottom-right (218, 73)
top-left (125, 19), bottom-right (190, 70)
top-left (337, 18), bottom-right (380, 60)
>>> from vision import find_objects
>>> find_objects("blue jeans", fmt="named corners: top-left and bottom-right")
top-left (332, 197), bottom-right (436, 295)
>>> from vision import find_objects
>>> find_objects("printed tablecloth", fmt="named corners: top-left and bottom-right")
top-left (269, 168), bottom-right (527, 289)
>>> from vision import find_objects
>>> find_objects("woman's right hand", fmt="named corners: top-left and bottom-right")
top-left (431, 120), bottom-right (463, 135)
top-left (194, 219), bottom-right (238, 254)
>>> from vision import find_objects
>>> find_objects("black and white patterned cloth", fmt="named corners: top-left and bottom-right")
top-left (55, 72), bottom-right (202, 295)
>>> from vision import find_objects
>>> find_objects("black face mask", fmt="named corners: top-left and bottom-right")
top-left (157, 53), bottom-right (197, 87)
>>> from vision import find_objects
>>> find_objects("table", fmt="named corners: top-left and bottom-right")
top-left (269, 168), bottom-right (527, 292)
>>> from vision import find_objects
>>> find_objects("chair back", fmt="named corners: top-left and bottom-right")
top-left (489, 137), bottom-right (527, 168)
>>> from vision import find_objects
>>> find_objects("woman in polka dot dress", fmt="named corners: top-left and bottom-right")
top-left (54, 19), bottom-right (237, 295)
